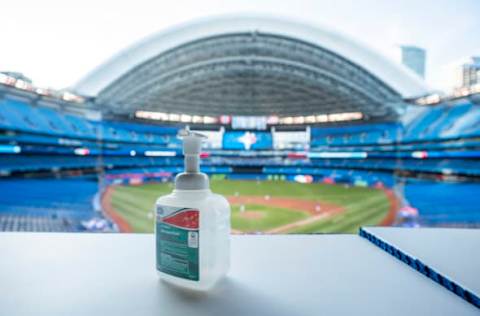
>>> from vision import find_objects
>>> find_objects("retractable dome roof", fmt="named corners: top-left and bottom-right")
top-left (75, 15), bottom-right (429, 120)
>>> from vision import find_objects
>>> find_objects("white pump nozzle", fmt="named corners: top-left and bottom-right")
top-left (179, 129), bottom-right (207, 154)
top-left (175, 128), bottom-right (209, 190)
top-left (178, 129), bottom-right (207, 173)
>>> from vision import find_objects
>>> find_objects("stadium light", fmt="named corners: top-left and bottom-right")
top-left (280, 117), bottom-right (294, 124)
top-left (127, 113), bottom-right (331, 127)
top-left (267, 116), bottom-right (279, 124)
top-left (203, 116), bottom-right (218, 124)
top-left (62, 91), bottom-right (85, 103)
top-left (192, 115), bottom-right (203, 123)
top-left (144, 151), bottom-right (176, 157)
top-left (14, 79), bottom-right (33, 91)
top-left (0, 145), bottom-right (21, 154)
top-left (135, 111), bottom-right (168, 121)
top-left (415, 94), bottom-right (441, 105)
top-left (180, 114), bottom-right (192, 123)
top-left (308, 152), bottom-right (368, 159)
top-left (328, 112), bottom-right (363, 122)
top-left (293, 116), bottom-right (305, 124)
top-left (0, 73), bottom-right (15, 86)
top-left (74, 148), bottom-right (90, 156)
top-left (35, 87), bottom-right (53, 97)
top-left (315, 114), bottom-right (328, 123)
top-left (411, 151), bottom-right (428, 159)
top-left (166, 113), bottom-right (179, 121)
top-left (271, 113), bottom-right (362, 124)
top-left (219, 115), bottom-right (231, 124)
top-left (452, 84), bottom-right (480, 98)
top-left (0, 73), bottom-right (7, 83)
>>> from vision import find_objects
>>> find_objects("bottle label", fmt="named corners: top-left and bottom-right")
top-left (156, 205), bottom-right (199, 281)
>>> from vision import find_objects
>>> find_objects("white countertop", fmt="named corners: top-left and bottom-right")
top-left (0, 233), bottom-right (477, 315)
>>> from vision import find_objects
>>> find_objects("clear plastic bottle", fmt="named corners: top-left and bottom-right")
top-left (155, 130), bottom-right (230, 291)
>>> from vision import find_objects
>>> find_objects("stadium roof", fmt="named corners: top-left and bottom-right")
top-left (74, 15), bottom-right (429, 120)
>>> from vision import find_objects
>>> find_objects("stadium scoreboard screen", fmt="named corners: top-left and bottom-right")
top-left (273, 131), bottom-right (310, 150)
top-left (231, 116), bottom-right (267, 130)
top-left (196, 129), bottom-right (310, 151)
top-left (222, 131), bottom-right (273, 150)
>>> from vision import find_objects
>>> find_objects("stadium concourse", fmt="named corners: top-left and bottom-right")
top-left (1, 16), bottom-right (480, 233)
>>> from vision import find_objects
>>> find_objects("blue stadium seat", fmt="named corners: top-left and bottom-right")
top-left (404, 106), bottom-right (445, 141)
top-left (0, 178), bottom-right (100, 232)
top-left (404, 181), bottom-right (480, 224)
top-left (424, 102), bottom-right (473, 139)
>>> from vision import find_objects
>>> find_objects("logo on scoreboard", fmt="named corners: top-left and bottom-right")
top-left (238, 132), bottom-right (258, 150)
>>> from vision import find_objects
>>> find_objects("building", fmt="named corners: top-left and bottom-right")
top-left (458, 56), bottom-right (480, 88)
top-left (399, 46), bottom-right (426, 79)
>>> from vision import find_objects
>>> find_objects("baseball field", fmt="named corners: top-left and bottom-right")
top-left (103, 179), bottom-right (397, 234)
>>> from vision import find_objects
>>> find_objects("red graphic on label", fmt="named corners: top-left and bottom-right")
top-left (163, 209), bottom-right (199, 229)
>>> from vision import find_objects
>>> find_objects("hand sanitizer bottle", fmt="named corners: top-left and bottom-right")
top-left (155, 129), bottom-right (230, 291)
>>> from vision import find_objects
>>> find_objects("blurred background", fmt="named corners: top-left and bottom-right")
top-left (0, 0), bottom-right (479, 233)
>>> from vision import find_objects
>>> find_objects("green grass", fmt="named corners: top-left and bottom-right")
top-left (289, 193), bottom-right (389, 234)
top-left (110, 183), bottom-right (172, 232)
top-left (109, 179), bottom-right (390, 234)
top-left (231, 204), bottom-right (309, 232)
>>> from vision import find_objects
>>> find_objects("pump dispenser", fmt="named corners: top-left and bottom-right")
top-left (155, 129), bottom-right (230, 291)
top-left (174, 129), bottom-right (209, 191)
